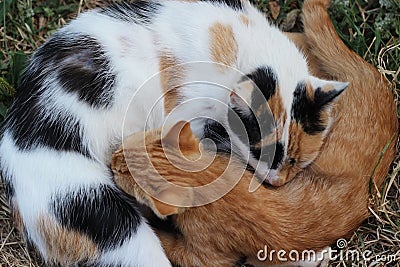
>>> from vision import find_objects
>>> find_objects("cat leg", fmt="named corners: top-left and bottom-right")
top-left (1, 140), bottom-right (171, 267)
top-left (15, 184), bottom-right (171, 267)
top-left (48, 184), bottom-right (172, 267)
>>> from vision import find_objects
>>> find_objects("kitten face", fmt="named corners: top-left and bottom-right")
top-left (228, 67), bottom-right (348, 186)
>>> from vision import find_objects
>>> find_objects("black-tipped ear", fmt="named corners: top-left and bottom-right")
top-left (291, 79), bottom-right (348, 135)
top-left (309, 77), bottom-right (348, 107)
top-left (313, 80), bottom-right (348, 107)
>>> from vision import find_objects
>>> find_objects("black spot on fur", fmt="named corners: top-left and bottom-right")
top-left (203, 118), bottom-right (279, 173)
top-left (2, 33), bottom-right (115, 155)
top-left (147, 215), bottom-right (181, 235)
top-left (52, 184), bottom-right (142, 249)
top-left (34, 34), bottom-right (115, 108)
top-left (228, 97), bottom-right (275, 162)
top-left (4, 77), bottom-right (89, 155)
top-left (246, 66), bottom-right (277, 110)
top-left (100, 1), bottom-right (161, 24)
top-left (270, 142), bottom-right (284, 169)
top-left (251, 141), bottom-right (284, 170)
top-left (228, 66), bottom-right (278, 166)
top-left (291, 82), bottom-right (343, 134)
top-left (228, 106), bottom-right (261, 149)
top-left (203, 119), bottom-right (263, 172)
top-left (133, 199), bottom-right (182, 235)
top-left (230, 68), bottom-right (276, 143)
top-left (203, 119), bottom-right (231, 154)
top-left (202, 0), bottom-right (243, 10)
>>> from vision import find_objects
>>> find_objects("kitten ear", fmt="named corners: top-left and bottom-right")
top-left (162, 121), bottom-right (200, 152)
top-left (152, 199), bottom-right (179, 217)
top-left (151, 187), bottom-right (193, 217)
top-left (308, 76), bottom-right (348, 107)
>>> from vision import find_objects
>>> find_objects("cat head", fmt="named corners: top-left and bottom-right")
top-left (115, 121), bottom-right (203, 218)
top-left (227, 66), bottom-right (348, 186)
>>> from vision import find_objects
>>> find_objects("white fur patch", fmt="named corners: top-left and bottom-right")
top-left (99, 222), bottom-right (171, 267)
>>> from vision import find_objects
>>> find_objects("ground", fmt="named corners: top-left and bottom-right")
top-left (0, 0), bottom-right (399, 266)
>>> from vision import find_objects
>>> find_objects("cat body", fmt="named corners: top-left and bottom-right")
top-left (0, 0), bottom-right (346, 266)
top-left (113, 122), bottom-right (334, 267)
top-left (112, 0), bottom-right (398, 266)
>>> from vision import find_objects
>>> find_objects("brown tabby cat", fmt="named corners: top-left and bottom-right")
top-left (111, 0), bottom-right (398, 266)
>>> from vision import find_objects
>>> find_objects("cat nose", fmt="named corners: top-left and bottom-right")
top-left (264, 169), bottom-right (277, 182)
top-left (265, 169), bottom-right (285, 186)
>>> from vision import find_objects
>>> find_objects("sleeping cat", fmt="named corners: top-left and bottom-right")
top-left (0, 0), bottom-right (347, 266)
top-left (113, 121), bottom-right (334, 266)
top-left (111, 0), bottom-right (398, 266)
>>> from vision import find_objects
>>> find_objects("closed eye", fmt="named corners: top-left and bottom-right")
top-left (288, 157), bottom-right (296, 165)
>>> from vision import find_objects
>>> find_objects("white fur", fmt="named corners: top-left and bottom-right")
top-left (99, 222), bottom-right (171, 267)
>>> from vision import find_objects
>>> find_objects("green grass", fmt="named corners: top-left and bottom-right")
top-left (0, 0), bottom-right (399, 266)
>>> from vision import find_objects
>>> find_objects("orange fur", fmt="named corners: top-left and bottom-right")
top-left (209, 22), bottom-right (238, 70)
top-left (113, 121), bottom-right (345, 266)
top-left (112, 0), bottom-right (398, 266)
top-left (301, 0), bottom-right (398, 187)
top-left (159, 53), bottom-right (185, 114)
top-left (37, 215), bottom-right (99, 265)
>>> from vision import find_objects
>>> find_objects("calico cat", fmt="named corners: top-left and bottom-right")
top-left (111, 0), bottom-right (398, 266)
top-left (0, 0), bottom-right (347, 266)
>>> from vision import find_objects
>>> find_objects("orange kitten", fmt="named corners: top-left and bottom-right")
top-left (112, 0), bottom-right (398, 266)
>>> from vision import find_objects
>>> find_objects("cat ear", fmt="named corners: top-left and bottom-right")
top-left (308, 76), bottom-right (348, 107)
top-left (162, 121), bottom-right (200, 152)
top-left (292, 77), bottom-right (348, 134)
top-left (230, 79), bottom-right (254, 110)
top-left (151, 187), bottom-right (193, 217)
top-left (152, 198), bottom-right (179, 217)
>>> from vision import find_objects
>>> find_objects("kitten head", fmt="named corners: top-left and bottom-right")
top-left (115, 121), bottom-right (201, 218)
top-left (228, 66), bottom-right (348, 186)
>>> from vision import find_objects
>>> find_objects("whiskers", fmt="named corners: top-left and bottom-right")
top-left (202, 120), bottom-right (245, 158)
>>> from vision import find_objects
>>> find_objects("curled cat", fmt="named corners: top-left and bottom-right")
top-left (111, 0), bottom-right (398, 266)
top-left (113, 120), bottom-right (333, 266)
top-left (0, 0), bottom-right (349, 265)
